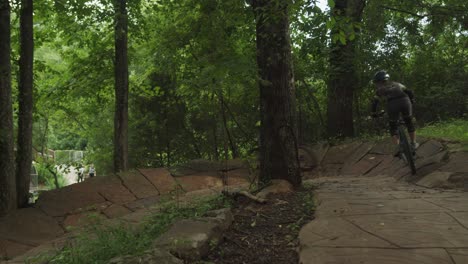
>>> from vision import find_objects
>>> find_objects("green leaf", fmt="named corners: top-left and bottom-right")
top-left (339, 35), bottom-right (346, 45)
top-left (328, 0), bottom-right (335, 9)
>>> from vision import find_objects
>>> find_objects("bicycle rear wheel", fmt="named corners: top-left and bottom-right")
top-left (399, 128), bottom-right (416, 175)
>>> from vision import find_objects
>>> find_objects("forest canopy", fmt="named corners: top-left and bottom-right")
top-left (4, 0), bottom-right (468, 174)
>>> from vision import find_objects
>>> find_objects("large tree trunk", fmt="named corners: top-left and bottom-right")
top-left (113, 0), bottom-right (129, 173)
top-left (0, 0), bottom-right (16, 216)
top-left (17, 0), bottom-right (34, 208)
top-left (253, 0), bottom-right (301, 187)
top-left (327, 0), bottom-right (365, 138)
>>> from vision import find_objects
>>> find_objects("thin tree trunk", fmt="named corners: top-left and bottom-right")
top-left (327, 0), bottom-right (365, 138)
top-left (17, 0), bottom-right (34, 208)
top-left (113, 0), bottom-right (129, 173)
top-left (212, 124), bottom-right (219, 161)
top-left (253, 0), bottom-right (301, 187)
top-left (219, 92), bottom-right (238, 158)
top-left (0, 0), bottom-right (16, 215)
top-left (47, 166), bottom-right (60, 189)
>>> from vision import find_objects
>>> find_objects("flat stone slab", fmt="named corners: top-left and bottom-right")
top-left (322, 142), bottom-right (362, 164)
top-left (102, 204), bottom-right (132, 219)
top-left (300, 248), bottom-right (454, 264)
top-left (36, 184), bottom-right (106, 217)
top-left (417, 171), bottom-right (453, 188)
top-left (342, 142), bottom-right (375, 170)
top-left (447, 249), bottom-right (468, 264)
top-left (449, 212), bottom-right (468, 229)
top-left (417, 139), bottom-right (444, 158)
top-left (346, 212), bottom-right (468, 247)
top-left (366, 155), bottom-right (395, 177)
top-left (300, 142), bottom-right (329, 168)
top-left (6, 232), bottom-right (78, 263)
top-left (138, 168), bottom-right (179, 195)
top-left (439, 152), bottom-right (468, 173)
top-left (78, 176), bottom-right (137, 205)
top-left (108, 249), bottom-right (183, 264)
top-left (0, 208), bottom-right (64, 246)
top-left (316, 198), bottom-right (446, 217)
top-left (369, 138), bottom-right (396, 155)
top-left (342, 154), bottom-right (384, 176)
top-left (124, 195), bottom-right (161, 211)
top-left (118, 171), bottom-right (159, 199)
top-left (63, 211), bottom-right (106, 229)
top-left (423, 197), bottom-right (468, 212)
top-left (299, 217), bottom-right (396, 248)
top-left (0, 239), bottom-right (33, 260)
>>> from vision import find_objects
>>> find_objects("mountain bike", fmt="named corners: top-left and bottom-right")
top-left (373, 111), bottom-right (417, 175)
top-left (396, 118), bottom-right (417, 175)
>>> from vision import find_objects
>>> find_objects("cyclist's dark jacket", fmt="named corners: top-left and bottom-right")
top-left (372, 81), bottom-right (415, 135)
top-left (372, 81), bottom-right (414, 112)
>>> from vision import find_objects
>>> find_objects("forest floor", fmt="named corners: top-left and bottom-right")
top-left (200, 187), bottom-right (315, 264)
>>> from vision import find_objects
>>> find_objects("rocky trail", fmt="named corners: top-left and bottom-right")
top-left (0, 137), bottom-right (467, 263)
top-left (298, 137), bottom-right (468, 264)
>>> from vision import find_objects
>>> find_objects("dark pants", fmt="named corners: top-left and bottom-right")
top-left (387, 97), bottom-right (415, 136)
top-left (89, 173), bottom-right (95, 178)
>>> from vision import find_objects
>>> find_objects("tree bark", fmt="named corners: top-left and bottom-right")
top-left (113, 0), bottom-right (129, 173)
top-left (0, 0), bottom-right (16, 216)
top-left (253, 0), bottom-right (301, 187)
top-left (17, 0), bottom-right (34, 208)
top-left (327, 0), bottom-right (365, 138)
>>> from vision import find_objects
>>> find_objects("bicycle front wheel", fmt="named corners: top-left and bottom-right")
top-left (399, 128), bottom-right (416, 175)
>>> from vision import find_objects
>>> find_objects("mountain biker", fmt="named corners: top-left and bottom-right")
top-left (371, 70), bottom-right (419, 156)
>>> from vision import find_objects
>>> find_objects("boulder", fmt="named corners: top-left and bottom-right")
top-left (257, 180), bottom-right (294, 199)
top-left (153, 219), bottom-right (224, 260)
top-left (203, 209), bottom-right (233, 231)
top-left (175, 173), bottom-right (223, 192)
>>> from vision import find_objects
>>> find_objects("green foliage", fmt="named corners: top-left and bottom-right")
top-left (418, 119), bottom-right (468, 144)
top-left (6, 0), bottom-right (464, 176)
top-left (28, 195), bottom-right (230, 264)
top-left (34, 162), bottom-right (66, 189)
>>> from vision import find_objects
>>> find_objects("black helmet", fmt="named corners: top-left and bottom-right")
top-left (373, 70), bottom-right (390, 82)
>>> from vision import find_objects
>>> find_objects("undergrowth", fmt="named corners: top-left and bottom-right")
top-left (27, 195), bottom-right (231, 264)
top-left (417, 119), bottom-right (468, 144)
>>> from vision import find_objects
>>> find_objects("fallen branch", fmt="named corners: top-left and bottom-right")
top-left (223, 189), bottom-right (267, 204)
